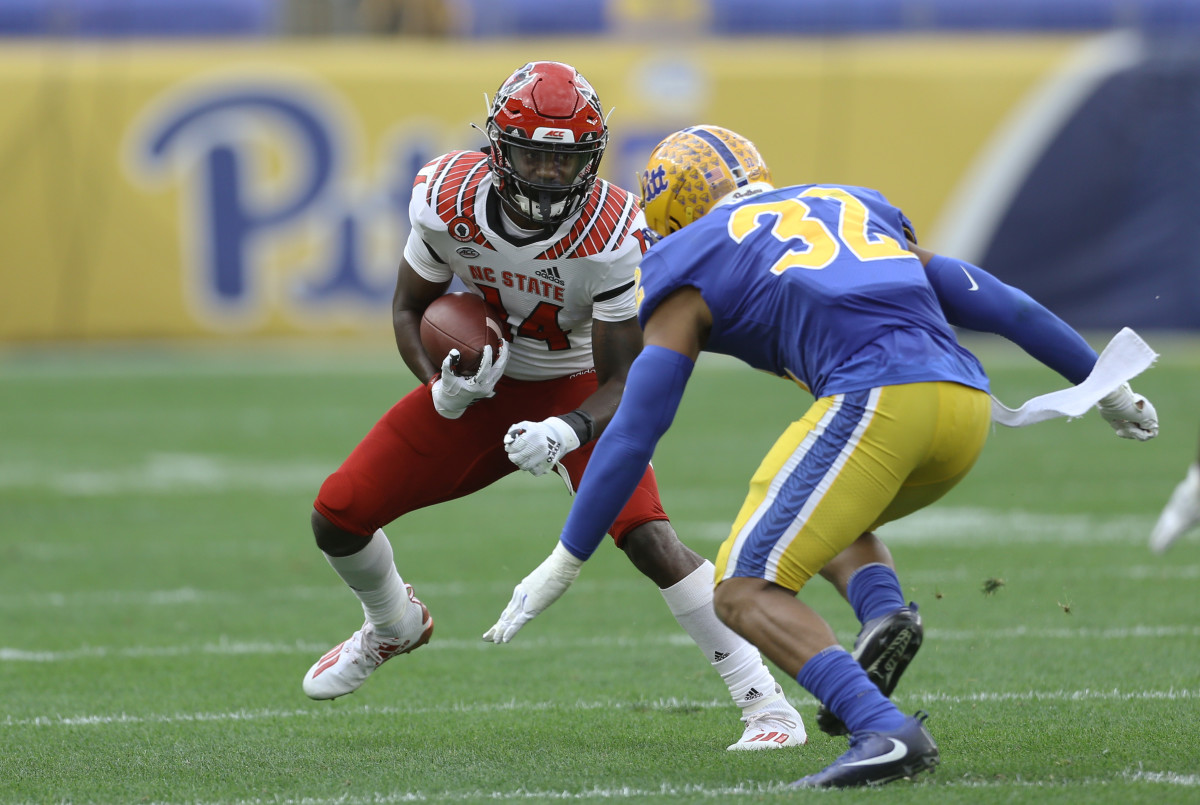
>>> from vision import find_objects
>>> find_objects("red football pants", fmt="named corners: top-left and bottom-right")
top-left (314, 370), bottom-right (668, 544)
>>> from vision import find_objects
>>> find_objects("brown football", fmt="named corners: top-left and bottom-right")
top-left (420, 292), bottom-right (505, 377)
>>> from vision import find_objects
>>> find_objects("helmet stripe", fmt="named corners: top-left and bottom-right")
top-left (684, 126), bottom-right (749, 187)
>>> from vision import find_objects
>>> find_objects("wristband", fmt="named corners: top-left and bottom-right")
top-left (559, 409), bottom-right (596, 444)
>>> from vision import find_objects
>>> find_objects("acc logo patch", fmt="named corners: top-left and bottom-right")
top-left (449, 216), bottom-right (480, 242)
top-left (456, 246), bottom-right (481, 258)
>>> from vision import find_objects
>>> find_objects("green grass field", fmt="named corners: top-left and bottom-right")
top-left (3, 333), bottom-right (1199, 804)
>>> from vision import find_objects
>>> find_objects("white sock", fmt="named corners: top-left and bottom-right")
top-left (660, 560), bottom-right (782, 711)
top-left (714, 647), bottom-right (785, 713)
top-left (323, 529), bottom-right (413, 636)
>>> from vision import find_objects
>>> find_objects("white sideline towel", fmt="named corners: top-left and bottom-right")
top-left (990, 327), bottom-right (1158, 428)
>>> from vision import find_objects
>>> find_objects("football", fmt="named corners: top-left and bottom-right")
top-left (420, 292), bottom-right (506, 377)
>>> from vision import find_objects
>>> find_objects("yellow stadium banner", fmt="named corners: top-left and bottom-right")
top-left (0, 37), bottom-right (1088, 341)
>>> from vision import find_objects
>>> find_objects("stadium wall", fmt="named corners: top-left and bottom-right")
top-left (1, 34), bottom-right (1194, 341)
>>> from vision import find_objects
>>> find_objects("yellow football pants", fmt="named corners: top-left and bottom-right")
top-left (714, 381), bottom-right (991, 592)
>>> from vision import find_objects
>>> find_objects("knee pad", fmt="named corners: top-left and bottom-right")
top-left (313, 470), bottom-right (373, 556)
top-left (316, 469), bottom-right (355, 515)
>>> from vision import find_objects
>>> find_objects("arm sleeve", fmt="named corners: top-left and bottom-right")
top-left (925, 254), bottom-right (1098, 385)
top-left (558, 345), bottom-right (695, 560)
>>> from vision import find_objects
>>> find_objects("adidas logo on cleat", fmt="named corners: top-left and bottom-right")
top-left (743, 687), bottom-right (764, 702)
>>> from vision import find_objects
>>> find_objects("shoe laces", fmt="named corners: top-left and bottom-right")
top-left (742, 707), bottom-right (799, 732)
top-left (351, 624), bottom-right (402, 666)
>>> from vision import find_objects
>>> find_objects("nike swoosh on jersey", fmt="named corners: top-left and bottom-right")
top-left (843, 738), bottom-right (909, 767)
top-left (960, 265), bottom-right (980, 291)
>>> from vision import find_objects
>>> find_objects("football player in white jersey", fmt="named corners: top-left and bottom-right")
top-left (301, 61), bottom-right (805, 751)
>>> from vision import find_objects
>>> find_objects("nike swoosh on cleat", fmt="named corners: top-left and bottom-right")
top-left (843, 738), bottom-right (909, 767)
top-left (960, 265), bottom-right (980, 291)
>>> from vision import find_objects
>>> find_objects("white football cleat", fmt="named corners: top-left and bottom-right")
top-left (727, 686), bottom-right (807, 750)
top-left (303, 584), bottom-right (434, 700)
top-left (1150, 464), bottom-right (1200, 554)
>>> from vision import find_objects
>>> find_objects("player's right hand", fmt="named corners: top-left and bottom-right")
top-left (1096, 382), bottom-right (1159, 441)
top-left (482, 542), bottom-right (583, 644)
top-left (430, 341), bottom-right (509, 419)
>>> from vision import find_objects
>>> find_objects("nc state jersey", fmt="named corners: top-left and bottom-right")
top-left (404, 150), bottom-right (647, 381)
top-left (638, 183), bottom-right (990, 398)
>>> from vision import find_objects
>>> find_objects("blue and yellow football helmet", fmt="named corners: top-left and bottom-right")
top-left (638, 125), bottom-right (773, 242)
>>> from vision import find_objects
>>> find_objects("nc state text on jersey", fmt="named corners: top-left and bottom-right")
top-left (468, 265), bottom-right (565, 302)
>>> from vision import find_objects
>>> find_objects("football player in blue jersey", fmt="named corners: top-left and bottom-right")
top-left (483, 125), bottom-right (1158, 787)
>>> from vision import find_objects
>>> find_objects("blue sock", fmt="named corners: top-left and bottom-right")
top-left (846, 563), bottom-right (906, 624)
top-left (797, 647), bottom-right (906, 734)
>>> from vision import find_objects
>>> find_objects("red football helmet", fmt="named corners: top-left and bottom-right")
top-left (485, 61), bottom-right (608, 225)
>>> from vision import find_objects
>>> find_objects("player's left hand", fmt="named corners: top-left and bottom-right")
top-left (483, 542), bottom-right (583, 643)
top-left (1097, 382), bottom-right (1159, 441)
top-left (504, 416), bottom-right (581, 476)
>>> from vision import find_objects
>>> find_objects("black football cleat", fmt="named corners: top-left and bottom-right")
top-left (792, 711), bottom-right (939, 789)
top-left (816, 603), bottom-right (923, 736)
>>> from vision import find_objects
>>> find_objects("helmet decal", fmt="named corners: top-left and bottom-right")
top-left (638, 125), bottom-right (772, 241)
top-left (642, 164), bottom-right (669, 204)
top-left (496, 64), bottom-right (537, 103)
top-left (573, 73), bottom-right (602, 116)
top-left (684, 126), bottom-right (751, 187)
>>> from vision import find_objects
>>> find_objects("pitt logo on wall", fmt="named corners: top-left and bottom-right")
top-left (124, 75), bottom-right (441, 331)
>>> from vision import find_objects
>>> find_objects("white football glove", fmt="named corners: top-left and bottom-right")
top-left (1096, 382), bottom-right (1158, 441)
top-left (482, 542), bottom-right (583, 644)
top-left (429, 341), bottom-right (509, 420)
top-left (504, 416), bottom-right (581, 476)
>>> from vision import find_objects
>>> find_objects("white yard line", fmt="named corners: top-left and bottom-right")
top-left (1, 558), bottom-right (1195, 610)
top-left (99, 772), bottom-right (1197, 805)
top-left (0, 452), bottom-right (329, 496)
top-left (3, 624), bottom-right (1198, 663)
top-left (4, 687), bottom-right (1196, 729)
top-left (1, 444), bottom-right (1160, 548)
top-left (0, 454), bottom-right (1168, 554)
top-left (120, 770), bottom-right (1199, 803)
top-left (685, 508), bottom-right (1158, 546)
